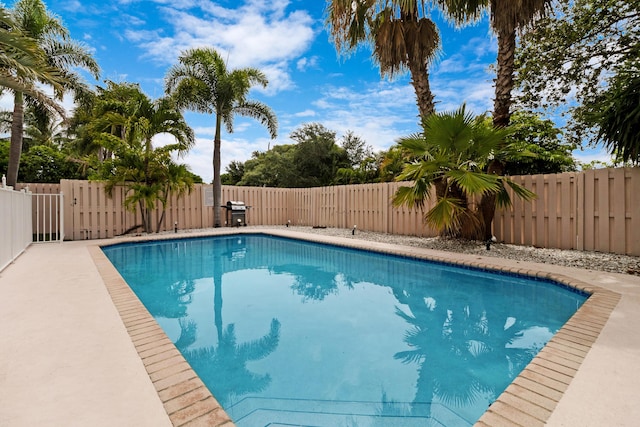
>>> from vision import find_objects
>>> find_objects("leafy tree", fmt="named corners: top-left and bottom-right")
top-left (5, 0), bottom-right (99, 187)
top-left (393, 105), bottom-right (535, 238)
top-left (17, 144), bottom-right (82, 182)
top-left (517, 0), bottom-right (639, 149)
top-left (379, 145), bottom-right (408, 182)
top-left (68, 81), bottom-right (141, 164)
top-left (499, 111), bottom-right (577, 175)
top-left (221, 160), bottom-right (245, 185)
top-left (334, 156), bottom-right (380, 184)
top-left (334, 131), bottom-right (380, 184)
top-left (341, 130), bottom-right (372, 167)
top-left (581, 71), bottom-right (640, 164)
top-left (326, 0), bottom-right (440, 117)
top-left (165, 47), bottom-right (277, 227)
top-left (290, 123), bottom-right (349, 187)
top-left (21, 104), bottom-right (69, 150)
top-left (0, 139), bottom-right (9, 177)
top-left (238, 144), bottom-right (297, 187)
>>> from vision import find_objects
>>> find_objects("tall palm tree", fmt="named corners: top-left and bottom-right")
top-left (392, 105), bottom-right (534, 238)
top-left (436, 0), bottom-right (551, 239)
top-left (437, 0), bottom-right (551, 128)
top-left (327, 0), bottom-right (440, 118)
top-left (0, 8), bottom-right (64, 109)
top-left (165, 47), bottom-right (278, 227)
top-left (5, 0), bottom-right (99, 187)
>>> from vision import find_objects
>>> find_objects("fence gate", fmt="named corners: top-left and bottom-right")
top-left (32, 192), bottom-right (64, 243)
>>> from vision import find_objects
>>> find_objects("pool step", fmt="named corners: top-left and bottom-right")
top-left (226, 397), bottom-right (471, 427)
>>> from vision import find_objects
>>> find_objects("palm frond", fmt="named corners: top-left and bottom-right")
top-left (447, 169), bottom-right (501, 196)
top-left (425, 195), bottom-right (466, 233)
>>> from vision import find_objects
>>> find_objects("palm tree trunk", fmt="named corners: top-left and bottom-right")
top-left (156, 209), bottom-right (166, 233)
top-left (480, 28), bottom-right (516, 241)
top-left (493, 28), bottom-right (516, 129)
top-left (6, 92), bottom-right (25, 187)
top-left (213, 114), bottom-right (223, 227)
top-left (408, 62), bottom-right (435, 119)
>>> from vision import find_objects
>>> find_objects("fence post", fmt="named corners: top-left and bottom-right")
top-left (576, 173), bottom-right (584, 251)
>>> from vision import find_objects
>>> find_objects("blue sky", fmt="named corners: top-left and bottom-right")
top-left (24, 0), bottom-right (608, 182)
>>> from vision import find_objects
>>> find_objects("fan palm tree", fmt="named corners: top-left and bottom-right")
top-left (326, 0), bottom-right (440, 118)
top-left (165, 47), bottom-right (278, 227)
top-left (392, 105), bottom-right (534, 238)
top-left (4, 0), bottom-right (100, 187)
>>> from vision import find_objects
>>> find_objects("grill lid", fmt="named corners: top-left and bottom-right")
top-left (226, 200), bottom-right (246, 211)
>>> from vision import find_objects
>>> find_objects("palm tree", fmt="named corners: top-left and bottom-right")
top-left (95, 84), bottom-right (195, 233)
top-left (392, 105), bottom-right (534, 238)
top-left (4, 0), bottom-right (99, 188)
top-left (165, 47), bottom-right (278, 227)
top-left (23, 104), bottom-right (68, 148)
top-left (326, 0), bottom-right (440, 118)
top-left (437, 0), bottom-right (551, 238)
top-left (69, 81), bottom-right (139, 163)
top-left (0, 8), bottom-right (64, 107)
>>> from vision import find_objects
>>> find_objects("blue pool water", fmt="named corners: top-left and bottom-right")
top-left (102, 234), bottom-right (587, 427)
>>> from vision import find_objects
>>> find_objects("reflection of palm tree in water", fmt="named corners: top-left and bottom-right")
top-left (175, 318), bottom-right (197, 351)
top-left (392, 283), bottom-right (533, 421)
top-left (181, 254), bottom-right (281, 407)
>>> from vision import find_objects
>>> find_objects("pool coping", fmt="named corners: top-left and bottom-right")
top-left (89, 228), bottom-right (621, 427)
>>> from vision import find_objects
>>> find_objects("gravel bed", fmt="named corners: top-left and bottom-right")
top-left (277, 226), bottom-right (640, 276)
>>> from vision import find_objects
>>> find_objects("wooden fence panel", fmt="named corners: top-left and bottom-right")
top-left (628, 168), bottom-right (640, 256)
top-left (611, 168), bottom-right (626, 254)
top-left (522, 175), bottom-right (534, 246)
top-left (17, 168), bottom-right (640, 255)
top-left (533, 175), bottom-right (545, 248)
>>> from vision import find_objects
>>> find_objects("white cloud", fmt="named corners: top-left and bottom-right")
top-left (297, 56), bottom-right (319, 71)
top-left (573, 147), bottom-right (614, 168)
top-left (432, 77), bottom-right (495, 114)
top-left (255, 64), bottom-right (295, 94)
top-left (191, 125), bottom-right (216, 138)
top-left (294, 109), bottom-right (316, 117)
top-left (123, 1), bottom-right (316, 97)
top-left (0, 92), bottom-right (13, 112)
top-left (304, 81), bottom-right (419, 152)
top-left (179, 134), bottom-right (276, 183)
top-left (61, 0), bottom-right (83, 12)
top-left (435, 55), bottom-right (467, 74)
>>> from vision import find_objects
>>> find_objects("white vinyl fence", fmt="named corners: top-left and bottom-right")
top-left (32, 192), bottom-right (64, 243)
top-left (0, 183), bottom-right (33, 272)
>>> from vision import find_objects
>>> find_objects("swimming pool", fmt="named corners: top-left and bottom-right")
top-left (102, 234), bottom-right (587, 426)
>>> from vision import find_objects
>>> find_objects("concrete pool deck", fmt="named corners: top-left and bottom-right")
top-left (0, 228), bottom-right (638, 426)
